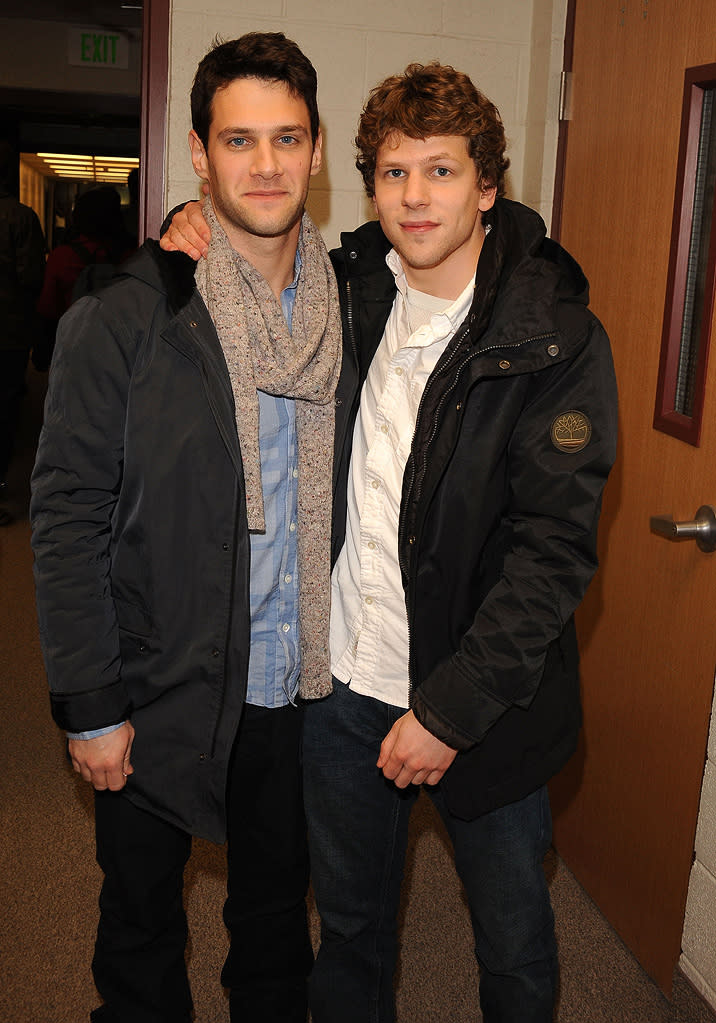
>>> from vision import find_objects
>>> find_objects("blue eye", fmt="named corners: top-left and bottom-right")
top-left (229, 137), bottom-right (247, 148)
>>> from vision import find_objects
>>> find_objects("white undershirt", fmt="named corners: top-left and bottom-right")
top-left (330, 249), bottom-right (476, 708)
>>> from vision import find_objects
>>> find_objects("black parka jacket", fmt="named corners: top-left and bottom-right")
top-left (330, 200), bottom-right (618, 819)
top-left (0, 188), bottom-right (46, 352)
top-left (31, 242), bottom-right (250, 843)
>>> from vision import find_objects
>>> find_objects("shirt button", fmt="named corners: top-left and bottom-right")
top-left (292, 468), bottom-right (298, 478)
top-left (365, 596), bottom-right (373, 605)
top-left (381, 424), bottom-right (389, 434)
top-left (367, 541), bottom-right (376, 550)
top-left (284, 573), bottom-right (293, 583)
top-left (289, 522), bottom-right (297, 532)
top-left (395, 367), bottom-right (404, 376)
top-left (282, 623), bottom-right (291, 633)
top-left (371, 480), bottom-right (380, 489)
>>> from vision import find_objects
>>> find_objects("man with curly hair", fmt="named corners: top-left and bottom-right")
top-left (165, 59), bottom-right (617, 1023)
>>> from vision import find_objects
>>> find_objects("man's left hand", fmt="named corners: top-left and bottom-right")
top-left (377, 710), bottom-right (457, 788)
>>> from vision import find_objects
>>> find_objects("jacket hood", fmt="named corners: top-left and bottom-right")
top-left (118, 238), bottom-right (198, 314)
top-left (335, 199), bottom-right (591, 352)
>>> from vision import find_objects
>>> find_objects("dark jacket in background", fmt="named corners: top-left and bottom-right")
top-left (330, 199), bottom-right (618, 820)
top-left (0, 188), bottom-right (45, 352)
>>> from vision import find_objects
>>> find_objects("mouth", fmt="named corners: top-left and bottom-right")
top-left (245, 190), bottom-right (289, 200)
top-left (399, 221), bottom-right (439, 233)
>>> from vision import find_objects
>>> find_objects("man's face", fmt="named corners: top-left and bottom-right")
top-left (189, 76), bottom-right (322, 248)
top-left (372, 133), bottom-right (496, 297)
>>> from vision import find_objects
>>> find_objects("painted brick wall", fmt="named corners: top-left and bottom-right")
top-left (166, 0), bottom-right (567, 249)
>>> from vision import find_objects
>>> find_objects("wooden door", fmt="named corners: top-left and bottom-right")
top-left (550, 0), bottom-right (716, 995)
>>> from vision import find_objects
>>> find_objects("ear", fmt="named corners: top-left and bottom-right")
top-left (310, 129), bottom-right (324, 177)
top-left (189, 130), bottom-right (209, 181)
top-left (478, 183), bottom-right (497, 212)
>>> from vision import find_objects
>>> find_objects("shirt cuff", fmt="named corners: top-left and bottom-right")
top-left (66, 722), bottom-right (125, 740)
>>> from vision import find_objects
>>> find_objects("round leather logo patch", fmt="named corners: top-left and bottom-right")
top-left (550, 410), bottom-right (592, 453)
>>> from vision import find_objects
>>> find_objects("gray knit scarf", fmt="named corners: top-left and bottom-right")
top-left (195, 199), bottom-right (341, 700)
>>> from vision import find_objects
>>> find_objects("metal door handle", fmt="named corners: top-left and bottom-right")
top-left (650, 505), bottom-right (716, 553)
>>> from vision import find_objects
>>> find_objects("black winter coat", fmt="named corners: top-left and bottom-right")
top-left (0, 189), bottom-right (46, 352)
top-left (31, 242), bottom-right (250, 843)
top-left (330, 200), bottom-right (618, 819)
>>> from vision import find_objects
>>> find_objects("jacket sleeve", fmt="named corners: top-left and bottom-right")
top-left (17, 207), bottom-right (46, 293)
top-left (31, 294), bottom-right (137, 732)
top-left (412, 318), bottom-right (618, 750)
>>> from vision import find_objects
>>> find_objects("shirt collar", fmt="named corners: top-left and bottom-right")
top-left (386, 247), bottom-right (475, 343)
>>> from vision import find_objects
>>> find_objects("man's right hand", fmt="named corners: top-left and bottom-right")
top-left (69, 721), bottom-right (135, 791)
top-left (159, 198), bottom-right (211, 260)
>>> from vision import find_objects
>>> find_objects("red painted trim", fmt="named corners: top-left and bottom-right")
top-left (139, 0), bottom-right (170, 242)
top-left (654, 64), bottom-right (716, 447)
top-left (550, 0), bottom-right (576, 241)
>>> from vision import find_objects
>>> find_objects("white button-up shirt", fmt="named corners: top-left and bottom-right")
top-left (330, 250), bottom-right (475, 708)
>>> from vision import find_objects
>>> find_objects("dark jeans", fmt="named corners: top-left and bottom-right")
top-left (92, 702), bottom-right (312, 1023)
top-left (303, 680), bottom-right (557, 1023)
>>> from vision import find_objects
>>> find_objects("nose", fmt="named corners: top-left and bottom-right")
top-left (251, 138), bottom-right (281, 179)
top-left (401, 172), bottom-right (428, 208)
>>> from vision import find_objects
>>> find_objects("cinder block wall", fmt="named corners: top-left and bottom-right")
top-left (681, 689), bottom-right (716, 1010)
top-left (166, 0), bottom-right (567, 249)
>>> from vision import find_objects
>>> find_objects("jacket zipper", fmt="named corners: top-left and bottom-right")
top-left (400, 328), bottom-right (557, 701)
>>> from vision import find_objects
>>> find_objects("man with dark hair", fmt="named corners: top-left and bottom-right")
top-left (165, 60), bottom-right (618, 1022)
top-left (0, 140), bottom-right (45, 525)
top-left (31, 33), bottom-right (340, 1023)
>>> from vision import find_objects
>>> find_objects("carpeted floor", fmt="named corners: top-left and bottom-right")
top-left (2, 368), bottom-right (715, 1022)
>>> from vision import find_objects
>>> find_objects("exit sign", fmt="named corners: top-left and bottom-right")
top-left (68, 27), bottom-right (129, 69)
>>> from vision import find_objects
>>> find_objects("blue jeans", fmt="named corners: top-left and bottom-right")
top-left (303, 680), bottom-right (557, 1023)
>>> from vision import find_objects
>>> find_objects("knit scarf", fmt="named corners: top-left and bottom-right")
top-left (195, 199), bottom-right (341, 700)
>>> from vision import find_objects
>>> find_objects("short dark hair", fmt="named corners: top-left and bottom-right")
top-left (355, 62), bottom-right (509, 199)
top-left (191, 33), bottom-right (319, 149)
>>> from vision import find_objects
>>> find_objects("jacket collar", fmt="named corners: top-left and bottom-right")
top-left (120, 239), bottom-right (199, 314)
top-left (336, 200), bottom-right (591, 356)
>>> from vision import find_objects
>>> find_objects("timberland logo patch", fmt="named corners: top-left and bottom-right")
top-left (550, 410), bottom-right (592, 453)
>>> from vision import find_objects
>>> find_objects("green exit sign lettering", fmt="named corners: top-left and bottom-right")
top-left (68, 27), bottom-right (130, 69)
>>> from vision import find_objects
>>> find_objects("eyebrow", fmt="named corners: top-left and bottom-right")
top-left (377, 151), bottom-right (457, 167)
top-left (216, 123), bottom-right (309, 140)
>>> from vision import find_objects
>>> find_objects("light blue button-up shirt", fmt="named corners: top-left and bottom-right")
top-left (68, 256), bottom-right (302, 738)
top-left (246, 264), bottom-right (301, 707)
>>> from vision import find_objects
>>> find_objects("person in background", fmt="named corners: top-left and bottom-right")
top-left (0, 140), bottom-right (46, 526)
top-left (122, 166), bottom-right (140, 248)
top-left (163, 59), bottom-right (618, 1022)
top-left (35, 185), bottom-right (134, 367)
top-left (31, 32), bottom-right (340, 1023)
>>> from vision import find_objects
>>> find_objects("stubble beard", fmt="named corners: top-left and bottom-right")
top-left (213, 188), bottom-right (306, 241)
